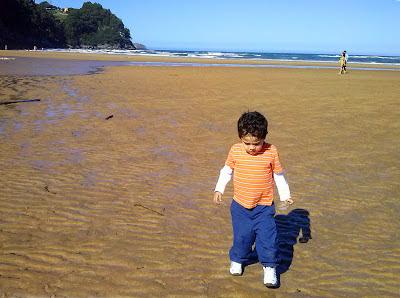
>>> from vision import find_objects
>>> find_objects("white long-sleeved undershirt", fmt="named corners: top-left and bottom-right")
top-left (214, 165), bottom-right (291, 201)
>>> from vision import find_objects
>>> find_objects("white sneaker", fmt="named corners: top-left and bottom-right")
top-left (229, 261), bottom-right (243, 276)
top-left (263, 266), bottom-right (278, 287)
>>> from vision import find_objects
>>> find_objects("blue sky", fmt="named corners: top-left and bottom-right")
top-left (37, 0), bottom-right (400, 55)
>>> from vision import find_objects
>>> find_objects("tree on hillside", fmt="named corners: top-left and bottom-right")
top-left (37, 1), bottom-right (58, 10)
top-left (63, 2), bottom-right (133, 49)
top-left (0, 0), bottom-right (133, 49)
top-left (0, 0), bottom-right (65, 49)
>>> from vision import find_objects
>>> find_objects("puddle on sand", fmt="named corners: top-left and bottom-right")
top-left (31, 159), bottom-right (57, 171)
top-left (134, 126), bottom-right (146, 136)
top-left (33, 84), bottom-right (91, 132)
top-left (82, 171), bottom-right (98, 187)
top-left (71, 130), bottom-right (83, 137)
top-left (66, 148), bottom-right (85, 164)
top-left (62, 83), bottom-right (78, 98)
top-left (0, 56), bottom-right (130, 76)
top-left (19, 141), bottom-right (31, 157)
top-left (14, 122), bottom-right (23, 131)
top-left (46, 102), bottom-right (76, 118)
top-left (62, 81), bottom-right (90, 103)
top-left (151, 145), bottom-right (180, 162)
top-left (118, 108), bottom-right (138, 119)
top-left (29, 146), bottom-right (86, 174)
top-left (0, 119), bottom-right (6, 135)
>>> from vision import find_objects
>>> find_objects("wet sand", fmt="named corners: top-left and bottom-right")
top-left (0, 56), bottom-right (129, 76)
top-left (1, 52), bottom-right (400, 297)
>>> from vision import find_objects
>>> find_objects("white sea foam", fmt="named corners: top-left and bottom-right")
top-left (207, 52), bottom-right (226, 56)
top-left (350, 55), bottom-right (400, 60)
top-left (41, 49), bottom-right (400, 67)
top-left (318, 54), bottom-right (340, 58)
top-left (188, 54), bottom-right (215, 59)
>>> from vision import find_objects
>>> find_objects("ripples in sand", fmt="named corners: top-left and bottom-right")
top-left (1, 65), bottom-right (399, 296)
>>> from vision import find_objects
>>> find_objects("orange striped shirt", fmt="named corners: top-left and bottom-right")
top-left (225, 142), bottom-right (283, 208)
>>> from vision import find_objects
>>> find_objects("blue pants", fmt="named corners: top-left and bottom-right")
top-left (229, 199), bottom-right (278, 267)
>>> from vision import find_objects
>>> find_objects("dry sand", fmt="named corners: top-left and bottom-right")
top-left (1, 52), bottom-right (400, 297)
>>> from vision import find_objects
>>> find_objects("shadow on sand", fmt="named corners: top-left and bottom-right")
top-left (275, 208), bottom-right (312, 287)
top-left (240, 208), bottom-right (311, 288)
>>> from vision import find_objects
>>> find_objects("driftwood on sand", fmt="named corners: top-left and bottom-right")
top-left (0, 99), bottom-right (41, 105)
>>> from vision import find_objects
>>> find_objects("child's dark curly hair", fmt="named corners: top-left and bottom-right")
top-left (237, 111), bottom-right (268, 139)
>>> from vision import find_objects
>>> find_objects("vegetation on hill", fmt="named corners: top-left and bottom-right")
top-left (0, 0), bottom-right (135, 49)
top-left (0, 0), bottom-right (65, 48)
top-left (63, 2), bottom-right (132, 49)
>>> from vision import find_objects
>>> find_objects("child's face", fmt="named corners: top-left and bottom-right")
top-left (241, 134), bottom-right (265, 155)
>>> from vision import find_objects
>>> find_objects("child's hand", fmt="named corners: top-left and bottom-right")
top-left (213, 191), bottom-right (223, 205)
top-left (278, 197), bottom-right (294, 210)
top-left (286, 198), bottom-right (294, 205)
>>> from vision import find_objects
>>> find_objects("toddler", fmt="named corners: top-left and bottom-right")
top-left (213, 111), bottom-right (293, 288)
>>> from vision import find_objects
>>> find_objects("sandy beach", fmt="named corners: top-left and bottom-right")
top-left (1, 51), bottom-right (399, 297)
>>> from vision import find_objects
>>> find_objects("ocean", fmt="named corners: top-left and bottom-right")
top-left (3, 49), bottom-right (396, 75)
top-left (45, 48), bottom-right (400, 66)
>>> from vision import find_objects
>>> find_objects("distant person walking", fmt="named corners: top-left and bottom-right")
top-left (339, 50), bottom-right (348, 74)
